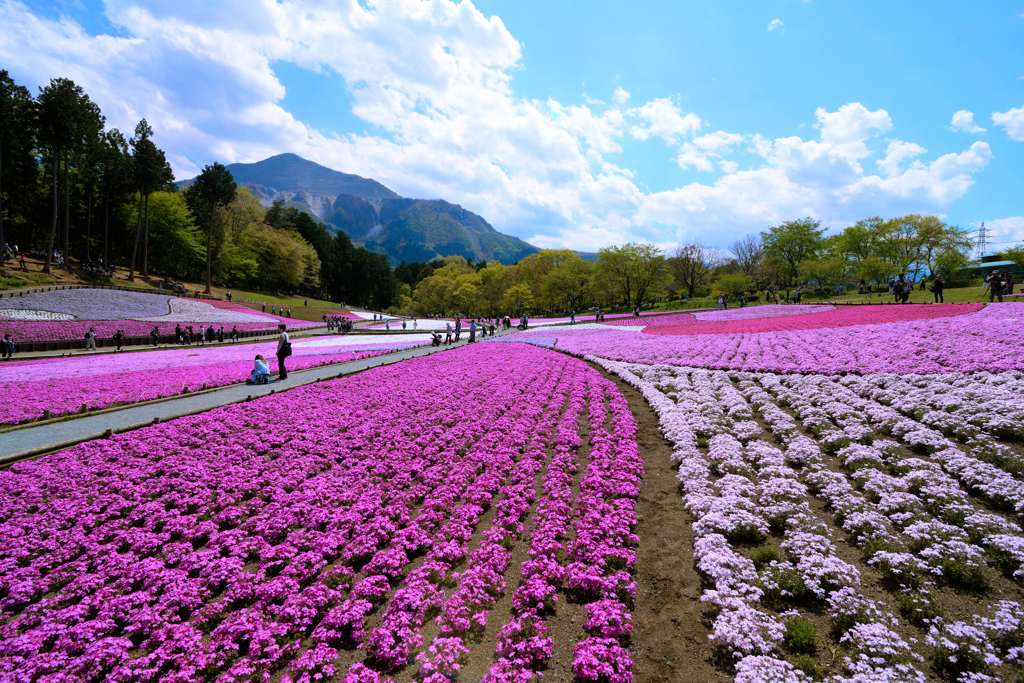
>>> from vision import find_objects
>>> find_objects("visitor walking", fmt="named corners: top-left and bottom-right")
top-left (226, 291), bottom-right (232, 302)
top-left (230, 326), bottom-right (239, 342)
top-left (85, 327), bottom-right (97, 351)
top-left (931, 276), bottom-right (945, 303)
top-left (455, 318), bottom-right (462, 341)
top-left (217, 326), bottom-right (224, 343)
top-left (1, 334), bottom-right (15, 360)
top-left (987, 271), bottom-right (1004, 303)
top-left (113, 329), bottom-right (124, 352)
top-left (276, 324), bottom-right (291, 380)
top-left (445, 322), bottom-right (453, 345)
top-left (469, 319), bottom-right (477, 343)
top-left (150, 325), bottom-right (160, 346)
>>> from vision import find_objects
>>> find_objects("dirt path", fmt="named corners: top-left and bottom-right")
top-left (603, 371), bottom-right (728, 683)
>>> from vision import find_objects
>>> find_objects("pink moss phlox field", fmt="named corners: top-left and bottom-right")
top-left (0, 288), bottom-right (318, 342)
top-left (605, 303), bottom-right (982, 335)
top-left (692, 304), bottom-right (835, 322)
top-left (0, 343), bottom-right (642, 681)
top-left (530, 303), bottom-right (1024, 374)
top-left (0, 337), bottom-right (423, 425)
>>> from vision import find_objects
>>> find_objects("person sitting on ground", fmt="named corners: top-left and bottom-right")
top-left (248, 354), bottom-right (271, 384)
top-left (431, 332), bottom-right (442, 347)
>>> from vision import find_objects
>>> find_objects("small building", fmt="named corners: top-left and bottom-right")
top-left (961, 257), bottom-right (1024, 281)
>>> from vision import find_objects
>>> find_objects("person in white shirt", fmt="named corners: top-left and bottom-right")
top-left (276, 324), bottom-right (291, 380)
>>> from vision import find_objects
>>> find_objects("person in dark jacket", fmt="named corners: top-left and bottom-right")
top-left (113, 329), bottom-right (125, 351)
top-left (1, 334), bottom-right (15, 360)
top-left (930, 275), bottom-right (945, 303)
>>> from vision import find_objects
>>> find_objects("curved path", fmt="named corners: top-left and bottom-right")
top-left (0, 341), bottom-right (465, 464)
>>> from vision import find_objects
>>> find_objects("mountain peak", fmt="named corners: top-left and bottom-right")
top-left (207, 153), bottom-right (538, 265)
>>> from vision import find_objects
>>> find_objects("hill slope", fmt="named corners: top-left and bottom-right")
top-left (183, 153), bottom-right (537, 265)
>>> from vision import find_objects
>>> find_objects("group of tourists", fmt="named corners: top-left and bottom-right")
top-left (986, 270), bottom-right (1016, 302)
top-left (324, 316), bottom-right (354, 333)
top-left (174, 324), bottom-right (238, 345)
top-left (260, 303), bottom-right (292, 318)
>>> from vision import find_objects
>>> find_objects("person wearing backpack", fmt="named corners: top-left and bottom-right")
top-left (276, 324), bottom-right (291, 380)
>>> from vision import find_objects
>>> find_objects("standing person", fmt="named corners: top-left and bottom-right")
top-left (85, 327), bottom-right (97, 351)
top-left (186, 326), bottom-right (194, 344)
top-left (276, 324), bottom-right (291, 380)
top-left (226, 290), bottom-right (232, 302)
top-left (570, 310), bottom-right (576, 325)
top-left (739, 293), bottom-right (747, 308)
top-left (150, 325), bottom-right (160, 346)
top-left (469, 319), bottom-right (477, 343)
top-left (113, 329), bottom-right (124, 352)
top-left (19, 253), bottom-right (28, 271)
top-left (455, 318), bottom-right (462, 341)
top-left (1006, 274), bottom-right (1016, 296)
top-left (988, 271), bottom-right (1004, 303)
top-left (231, 325), bottom-right (239, 342)
top-left (931, 275), bottom-right (945, 303)
top-left (217, 326), bottom-right (224, 343)
top-left (1, 334), bottom-right (14, 360)
top-left (402, 320), bottom-right (407, 331)
top-left (175, 324), bottom-right (183, 344)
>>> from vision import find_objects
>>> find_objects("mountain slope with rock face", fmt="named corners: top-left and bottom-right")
top-left (184, 153), bottom-right (538, 265)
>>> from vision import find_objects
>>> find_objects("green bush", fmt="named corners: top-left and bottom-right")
top-left (783, 617), bottom-right (818, 654)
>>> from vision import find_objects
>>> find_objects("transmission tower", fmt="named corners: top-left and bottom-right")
top-left (975, 222), bottom-right (988, 260)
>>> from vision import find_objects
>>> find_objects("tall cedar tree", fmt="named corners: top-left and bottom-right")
top-left (184, 162), bottom-right (237, 292)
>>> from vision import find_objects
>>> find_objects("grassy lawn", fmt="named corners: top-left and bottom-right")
top-left (802, 284), bottom-right (993, 304)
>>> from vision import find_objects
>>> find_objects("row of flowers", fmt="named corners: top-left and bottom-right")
top-left (0, 342), bottom-right (642, 681)
top-left (593, 358), bottom-right (1024, 681)
top-left (529, 303), bottom-right (1024, 374)
top-left (1, 338), bottom-right (425, 425)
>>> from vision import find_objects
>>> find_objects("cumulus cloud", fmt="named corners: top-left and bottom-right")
top-left (767, 18), bottom-right (784, 31)
top-left (628, 97), bottom-right (701, 144)
top-left (992, 105), bottom-right (1024, 141)
top-left (949, 110), bottom-right (986, 134)
top-left (984, 216), bottom-right (1024, 246)
top-left (0, 1), bottom-right (995, 251)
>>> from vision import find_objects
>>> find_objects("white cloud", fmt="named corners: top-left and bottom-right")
top-left (677, 131), bottom-right (744, 172)
top-left (992, 105), bottom-right (1024, 141)
top-left (628, 97), bottom-right (701, 144)
top-left (877, 140), bottom-right (926, 177)
top-left (767, 18), bottom-right (784, 31)
top-left (0, 2), bottom-right (995, 252)
top-left (949, 109), bottom-right (986, 134)
top-left (984, 216), bottom-right (1024, 246)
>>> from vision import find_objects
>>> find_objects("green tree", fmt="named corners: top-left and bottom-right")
top-left (592, 243), bottom-right (671, 308)
top-left (1003, 247), bottom-right (1024, 270)
top-left (36, 78), bottom-right (102, 273)
top-left (541, 256), bottom-right (592, 312)
top-left (97, 129), bottom-right (133, 267)
top-left (714, 272), bottom-right (754, 299)
top-left (122, 191), bottom-right (204, 278)
top-left (762, 218), bottom-right (824, 286)
top-left (0, 70), bottom-right (36, 258)
top-left (502, 282), bottom-right (534, 315)
top-left (185, 161), bottom-right (237, 292)
top-left (668, 244), bottom-right (713, 298)
top-left (128, 119), bottom-right (173, 280)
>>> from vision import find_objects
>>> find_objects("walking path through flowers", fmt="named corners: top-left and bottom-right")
top-left (0, 341), bottom-right (453, 463)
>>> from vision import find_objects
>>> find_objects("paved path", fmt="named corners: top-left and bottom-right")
top-left (0, 341), bottom-right (464, 464)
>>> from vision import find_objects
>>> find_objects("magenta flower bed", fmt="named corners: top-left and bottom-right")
top-left (0, 338), bottom-right (422, 425)
top-left (526, 303), bottom-right (1024, 374)
top-left (0, 288), bottom-right (320, 343)
top-left (0, 343), bottom-right (641, 681)
top-left (605, 303), bottom-right (982, 335)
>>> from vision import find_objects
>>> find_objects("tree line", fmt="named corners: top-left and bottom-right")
top-left (397, 215), bottom-right (985, 317)
top-left (0, 71), bottom-right (396, 308)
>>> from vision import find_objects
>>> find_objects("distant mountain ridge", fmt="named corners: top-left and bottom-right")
top-left (182, 153), bottom-right (538, 265)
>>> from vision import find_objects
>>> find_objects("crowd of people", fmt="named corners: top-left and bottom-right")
top-left (173, 324), bottom-right (238, 345)
top-left (324, 315), bottom-right (355, 333)
top-left (985, 270), bottom-right (1016, 302)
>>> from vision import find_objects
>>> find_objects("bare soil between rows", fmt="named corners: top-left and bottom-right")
top-left (603, 370), bottom-right (727, 683)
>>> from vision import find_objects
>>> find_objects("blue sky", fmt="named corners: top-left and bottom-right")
top-left (3, 0), bottom-right (1023, 252)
